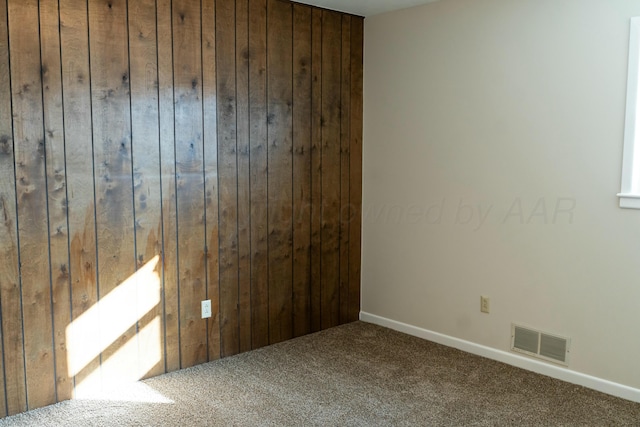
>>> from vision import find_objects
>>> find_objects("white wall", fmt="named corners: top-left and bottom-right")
top-left (362, 0), bottom-right (640, 391)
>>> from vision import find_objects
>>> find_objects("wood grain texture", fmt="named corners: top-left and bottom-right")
top-left (0, 0), bottom-right (8, 417)
top-left (128, 0), bottom-right (164, 379)
top-left (309, 7), bottom-right (322, 333)
top-left (156, 0), bottom-right (179, 373)
top-left (0, 0), bottom-right (363, 414)
top-left (292, 4), bottom-right (312, 338)
top-left (348, 16), bottom-right (363, 323)
top-left (320, 10), bottom-right (341, 330)
top-left (88, 0), bottom-right (137, 389)
top-left (59, 0), bottom-right (99, 398)
top-left (248, 0), bottom-right (269, 350)
top-left (8, 0), bottom-right (56, 409)
top-left (236, 0), bottom-right (252, 354)
top-left (39, 0), bottom-right (72, 403)
top-left (202, 0), bottom-right (220, 362)
top-left (172, 0), bottom-right (207, 369)
top-left (267, 0), bottom-right (293, 345)
top-left (216, 0), bottom-right (240, 358)
top-left (0, 0), bottom-right (26, 415)
top-left (339, 15), bottom-right (350, 324)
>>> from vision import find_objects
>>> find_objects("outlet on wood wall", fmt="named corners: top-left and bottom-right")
top-left (0, 0), bottom-right (363, 416)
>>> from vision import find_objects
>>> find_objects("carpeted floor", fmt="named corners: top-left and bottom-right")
top-left (1, 321), bottom-right (639, 426)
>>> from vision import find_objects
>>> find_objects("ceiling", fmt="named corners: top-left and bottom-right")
top-left (294, 0), bottom-right (440, 17)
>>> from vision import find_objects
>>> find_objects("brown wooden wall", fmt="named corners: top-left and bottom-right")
top-left (0, 0), bottom-right (363, 416)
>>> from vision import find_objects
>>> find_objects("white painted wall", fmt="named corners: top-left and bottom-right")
top-left (362, 0), bottom-right (640, 391)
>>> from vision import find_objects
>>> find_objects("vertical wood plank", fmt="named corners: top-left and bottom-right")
top-left (0, 0), bottom-right (8, 413)
top-left (0, 0), bottom-right (10, 416)
top-left (348, 16), bottom-right (363, 322)
top-left (59, 0), bottom-right (100, 398)
top-left (8, 0), bottom-right (57, 409)
top-left (128, 0), bottom-right (164, 379)
top-left (202, 0), bottom-right (220, 362)
top-left (320, 10), bottom-right (341, 330)
top-left (248, 0), bottom-right (269, 350)
top-left (0, 0), bottom-right (26, 415)
top-left (216, 0), bottom-right (239, 358)
top-left (267, 0), bottom-right (293, 344)
top-left (309, 7), bottom-right (322, 333)
top-left (339, 15), bottom-right (350, 324)
top-left (236, 0), bottom-right (252, 353)
top-left (292, 4), bottom-right (312, 338)
top-left (156, 0), bottom-right (179, 373)
top-left (172, 0), bottom-right (207, 369)
top-left (88, 0), bottom-right (137, 388)
top-left (39, 0), bottom-right (72, 402)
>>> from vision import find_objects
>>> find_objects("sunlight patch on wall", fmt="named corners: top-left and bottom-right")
top-left (100, 316), bottom-right (163, 389)
top-left (66, 256), bottom-right (163, 395)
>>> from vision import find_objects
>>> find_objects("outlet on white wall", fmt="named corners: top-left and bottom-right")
top-left (201, 300), bottom-right (212, 319)
top-left (480, 296), bottom-right (490, 314)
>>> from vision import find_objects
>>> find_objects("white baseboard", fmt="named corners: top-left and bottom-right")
top-left (360, 312), bottom-right (640, 403)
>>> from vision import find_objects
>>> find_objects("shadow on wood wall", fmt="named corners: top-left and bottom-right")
top-left (0, 0), bottom-right (363, 415)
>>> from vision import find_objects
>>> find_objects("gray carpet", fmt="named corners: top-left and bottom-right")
top-left (1, 321), bottom-right (639, 426)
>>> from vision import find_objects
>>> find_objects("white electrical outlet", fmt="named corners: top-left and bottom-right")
top-left (480, 296), bottom-right (490, 314)
top-left (201, 300), bottom-right (212, 319)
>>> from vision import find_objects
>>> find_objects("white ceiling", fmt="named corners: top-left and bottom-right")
top-left (295, 0), bottom-right (439, 17)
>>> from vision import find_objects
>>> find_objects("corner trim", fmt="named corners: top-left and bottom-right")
top-left (359, 312), bottom-right (640, 403)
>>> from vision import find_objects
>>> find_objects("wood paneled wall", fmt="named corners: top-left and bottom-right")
top-left (0, 0), bottom-right (363, 416)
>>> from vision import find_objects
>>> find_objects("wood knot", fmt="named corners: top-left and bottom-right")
top-left (0, 136), bottom-right (11, 155)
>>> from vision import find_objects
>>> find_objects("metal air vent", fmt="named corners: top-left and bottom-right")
top-left (511, 324), bottom-right (570, 366)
